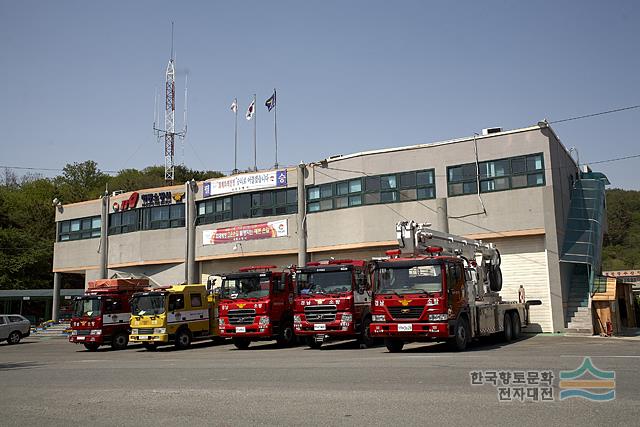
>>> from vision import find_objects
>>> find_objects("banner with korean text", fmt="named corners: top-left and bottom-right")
top-left (203, 170), bottom-right (287, 197)
top-left (203, 219), bottom-right (288, 245)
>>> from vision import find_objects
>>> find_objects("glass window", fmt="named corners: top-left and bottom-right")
top-left (380, 175), bottom-right (397, 189)
top-left (416, 171), bottom-right (433, 186)
top-left (232, 194), bottom-right (251, 220)
top-left (399, 189), bottom-right (417, 201)
top-left (380, 191), bottom-right (398, 203)
top-left (71, 220), bottom-right (81, 232)
top-left (190, 293), bottom-right (202, 308)
top-left (286, 189), bottom-right (297, 204)
top-left (364, 192), bottom-right (380, 204)
top-left (349, 195), bottom-right (362, 206)
top-left (480, 159), bottom-right (510, 178)
top-left (511, 157), bottom-right (526, 174)
top-left (511, 175), bottom-right (527, 188)
top-left (275, 190), bottom-right (287, 205)
top-left (198, 204), bottom-right (206, 215)
top-left (417, 187), bottom-right (434, 200)
top-left (400, 172), bottom-right (416, 189)
top-left (527, 154), bottom-right (543, 171)
top-left (91, 217), bottom-right (101, 229)
top-left (319, 199), bottom-right (333, 211)
top-left (308, 187), bottom-right (320, 200)
top-left (336, 182), bottom-right (349, 196)
top-left (349, 179), bottom-right (362, 193)
top-left (168, 294), bottom-right (185, 311)
top-left (335, 196), bottom-right (349, 209)
top-left (81, 219), bottom-right (92, 230)
top-left (528, 173), bottom-right (544, 186)
top-left (365, 176), bottom-right (380, 191)
top-left (261, 192), bottom-right (273, 206)
top-left (61, 222), bottom-right (70, 233)
top-left (320, 184), bottom-right (333, 198)
top-left (308, 202), bottom-right (320, 212)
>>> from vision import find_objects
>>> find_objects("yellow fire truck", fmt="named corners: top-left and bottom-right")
top-left (129, 284), bottom-right (221, 350)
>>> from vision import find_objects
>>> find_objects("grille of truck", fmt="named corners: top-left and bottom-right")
top-left (304, 305), bottom-right (337, 322)
top-left (137, 328), bottom-right (154, 334)
top-left (228, 309), bottom-right (256, 325)
top-left (387, 306), bottom-right (424, 320)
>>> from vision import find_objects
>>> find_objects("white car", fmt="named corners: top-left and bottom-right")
top-left (0, 314), bottom-right (31, 344)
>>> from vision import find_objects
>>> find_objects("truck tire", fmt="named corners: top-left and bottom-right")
top-left (448, 317), bottom-right (470, 351)
top-left (111, 332), bottom-right (128, 350)
top-left (489, 267), bottom-right (503, 292)
top-left (233, 338), bottom-right (251, 350)
top-left (276, 320), bottom-right (295, 347)
top-left (175, 329), bottom-right (192, 350)
top-left (143, 343), bottom-right (158, 351)
top-left (306, 336), bottom-right (322, 349)
top-left (385, 339), bottom-right (404, 353)
top-left (84, 343), bottom-right (100, 351)
top-left (510, 311), bottom-right (521, 340)
top-left (7, 331), bottom-right (21, 345)
top-left (358, 317), bottom-right (374, 348)
top-left (502, 313), bottom-right (513, 342)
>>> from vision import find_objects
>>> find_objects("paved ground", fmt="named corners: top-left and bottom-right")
top-left (1, 334), bottom-right (639, 426)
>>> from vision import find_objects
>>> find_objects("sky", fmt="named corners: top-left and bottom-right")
top-left (1, 0), bottom-right (639, 189)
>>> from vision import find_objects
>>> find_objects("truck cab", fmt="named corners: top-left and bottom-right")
top-left (217, 266), bottom-right (295, 350)
top-left (129, 284), bottom-right (220, 350)
top-left (69, 279), bottom-right (148, 351)
top-left (293, 259), bottom-right (374, 349)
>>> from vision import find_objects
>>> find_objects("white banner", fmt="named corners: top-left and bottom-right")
top-left (203, 219), bottom-right (288, 245)
top-left (202, 170), bottom-right (287, 197)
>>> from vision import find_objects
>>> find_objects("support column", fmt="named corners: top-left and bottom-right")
top-left (297, 163), bottom-right (307, 267)
top-left (52, 272), bottom-right (61, 322)
top-left (99, 192), bottom-right (109, 279)
top-left (435, 197), bottom-right (449, 233)
top-left (186, 180), bottom-right (198, 284)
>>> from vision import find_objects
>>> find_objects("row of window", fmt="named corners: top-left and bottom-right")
top-left (58, 216), bottom-right (101, 241)
top-left (109, 204), bottom-right (186, 235)
top-left (307, 169), bottom-right (436, 212)
top-left (196, 188), bottom-right (298, 225)
top-left (447, 153), bottom-right (545, 196)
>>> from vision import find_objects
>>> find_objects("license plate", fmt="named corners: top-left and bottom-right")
top-left (76, 336), bottom-right (85, 341)
top-left (138, 335), bottom-right (148, 340)
top-left (398, 324), bottom-right (413, 332)
top-left (236, 327), bottom-right (246, 333)
top-left (314, 324), bottom-right (326, 331)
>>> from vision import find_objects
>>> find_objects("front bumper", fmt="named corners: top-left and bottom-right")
top-left (129, 333), bottom-right (169, 343)
top-left (69, 334), bottom-right (104, 344)
top-left (294, 319), bottom-right (355, 337)
top-left (370, 322), bottom-right (449, 339)
top-left (220, 324), bottom-right (273, 339)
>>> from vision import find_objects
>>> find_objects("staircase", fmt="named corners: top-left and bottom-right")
top-left (565, 267), bottom-right (593, 334)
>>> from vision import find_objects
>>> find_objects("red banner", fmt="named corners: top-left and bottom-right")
top-left (203, 220), bottom-right (288, 245)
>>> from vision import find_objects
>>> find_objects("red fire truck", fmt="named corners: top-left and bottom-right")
top-left (293, 259), bottom-right (374, 349)
top-left (69, 278), bottom-right (148, 351)
top-left (370, 221), bottom-right (539, 352)
top-left (217, 266), bottom-right (296, 350)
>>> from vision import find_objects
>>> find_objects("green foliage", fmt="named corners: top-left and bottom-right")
top-left (602, 189), bottom-right (640, 270)
top-left (0, 162), bottom-right (224, 290)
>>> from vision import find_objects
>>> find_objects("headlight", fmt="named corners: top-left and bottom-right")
top-left (90, 329), bottom-right (102, 335)
top-left (293, 315), bottom-right (302, 323)
top-left (72, 330), bottom-right (78, 336)
top-left (218, 318), bottom-right (226, 327)
top-left (153, 328), bottom-right (166, 334)
top-left (372, 314), bottom-right (386, 322)
top-left (259, 316), bottom-right (270, 326)
top-left (428, 314), bottom-right (449, 322)
top-left (341, 313), bottom-right (353, 322)
top-left (131, 329), bottom-right (138, 335)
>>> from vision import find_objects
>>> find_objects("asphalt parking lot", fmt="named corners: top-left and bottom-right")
top-left (1, 334), bottom-right (639, 426)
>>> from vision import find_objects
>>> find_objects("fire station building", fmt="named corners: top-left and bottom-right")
top-left (52, 123), bottom-right (610, 333)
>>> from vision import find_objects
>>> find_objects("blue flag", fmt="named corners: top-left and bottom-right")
top-left (265, 90), bottom-right (276, 111)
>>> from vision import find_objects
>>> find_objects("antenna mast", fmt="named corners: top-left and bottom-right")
top-left (154, 21), bottom-right (186, 184)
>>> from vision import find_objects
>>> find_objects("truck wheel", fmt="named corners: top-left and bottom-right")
top-left (111, 332), bottom-right (128, 350)
top-left (233, 338), bottom-right (251, 350)
top-left (83, 343), bottom-right (100, 352)
top-left (276, 321), bottom-right (295, 347)
top-left (384, 339), bottom-right (404, 353)
top-left (7, 331), bottom-right (21, 345)
top-left (175, 329), bottom-right (192, 350)
top-left (306, 336), bottom-right (322, 349)
top-left (489, 267), bottom-right (503, 292)
top-left (143, 343), bottom-right (158, 351)
top-left (359, 317), bottom-right (374, 348)
top-left (502, 313), bottom-right (513, 342)
top-left (448, 318), bottom-right (470, 351)
top-left (510, 311), bottom-right (521, 340)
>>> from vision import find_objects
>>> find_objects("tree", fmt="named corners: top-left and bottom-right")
top-left (54, 160), bottom-right (109, 203)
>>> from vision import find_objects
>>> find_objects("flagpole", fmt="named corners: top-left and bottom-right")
top-left (274, 88), bottom-right (278, 169)
top-left (234, 98), bottom-right (238, 174)
top-left (253, 93), bottom-right (257, 171)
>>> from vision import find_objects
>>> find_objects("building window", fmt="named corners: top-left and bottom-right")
top-left (306, 170), bottom-right (434, 213)
top-left (58, 215), bottom-right (101, 242)
top-left (196, 189), bottom-right (297, 225)
top-left (447, 153), bottom-right (545, 196)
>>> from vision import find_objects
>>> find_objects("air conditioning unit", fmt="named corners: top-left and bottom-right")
top-left (481, 127), bottom-right (503, 136)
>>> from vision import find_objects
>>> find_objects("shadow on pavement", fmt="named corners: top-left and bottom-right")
top-left (0, 361), bottom-right (43, 371)
top-left (399, 333), bottom-right (538, 354)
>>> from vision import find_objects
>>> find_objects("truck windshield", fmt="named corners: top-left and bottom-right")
top-left (221, 277), bottom-right (270, 299)
top-left (297, 270), bottom-right (352, 295)
top-left (130, 294), bottom-right (165, 315)
top-left (73, 297), bottom-right (102, 318)
top-left (377, 265), bottom-right (443, 294)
